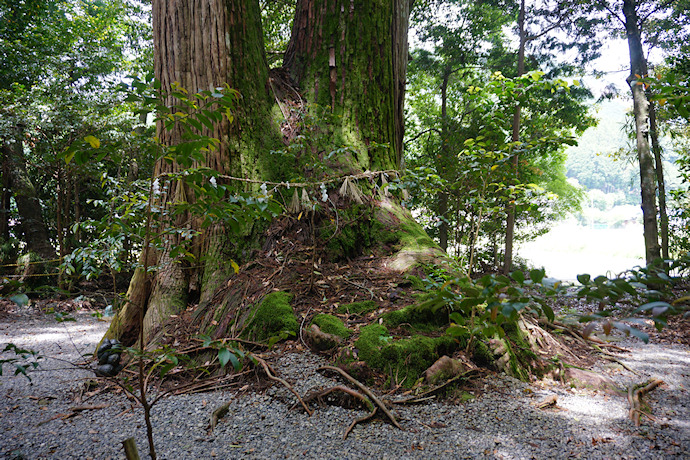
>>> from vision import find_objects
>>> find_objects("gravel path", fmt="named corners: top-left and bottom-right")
top-left (1, 310), bottom-right (689, 459)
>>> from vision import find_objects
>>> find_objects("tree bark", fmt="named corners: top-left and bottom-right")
top-left (107, 0), bottom-right (283, 344)
top-left (648, 102), bottom-right (668, 260)
top-left (623, 0), bottom-right (661, 265)
top-left (2, 125), bottom-right (56, 260)
top-left (284, 0), bottom-right (410, 168)
top-left (503, 0), bottom-right (526, 275)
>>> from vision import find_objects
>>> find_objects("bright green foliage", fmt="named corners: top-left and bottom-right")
top-left (0, 343), bottom-right (42, 381)
top-left (406, 69), bottom-right (591, 271)
top-left (243, 291), bottom-right (298, 344)
top-left (260, 0), bottom-right (294, 66)
top-left (199, 335), bottom-right (246, 372)
top-left (1, 0), bottom-right (153, 287)
top-left (311, 314), bottom-right (352, 339)
top-left (406, 0), bottom-right (596, 271)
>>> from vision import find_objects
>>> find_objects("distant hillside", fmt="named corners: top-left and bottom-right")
top-left (565, 99), bottom-right (640, 204)
top-left (565, 98), bottom-right (681, 206)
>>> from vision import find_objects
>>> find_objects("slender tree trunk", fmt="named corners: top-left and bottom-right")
top-left (56, 164), bottom-right (66, 259)
top-left (438, 68), bottom-right (451, 252)
top-left (648, 102), bottom-right (668, 260)
top-left (0, 148), bottom-right (10, 242)
top-left (623, 0), bottom-right (660, 265)
top-left (3, 125), bottom-right (56, 260)
top-left (503, 0), bottom-right (526, 275)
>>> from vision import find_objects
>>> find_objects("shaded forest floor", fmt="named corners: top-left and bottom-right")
top-left (1, 298), bottom-right (689, 458)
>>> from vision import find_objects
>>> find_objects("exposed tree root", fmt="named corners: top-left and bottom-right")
top-left (209, 401), bottom-right (231, 432)
top-left (253, 354), bottom-right (313, 416)
top-left (344, 407), bottom-right (378, 439)
top-left (302, 385), bottom-right (373, 411)
top-left (318, 365), bottom-right (402, 430)
top-left (628, 378), bottom-right (664, 426)
top-left (392, 369), bottom-right (482, 405)
top-left (545, 320), bottom-right (631, 354)
top-left (597, 353), bottom-right (639, 375)
top-left (534, 394), bottom-right (558, 409)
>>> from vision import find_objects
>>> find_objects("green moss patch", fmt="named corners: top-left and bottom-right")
top-left (354, 324), bottom-right (458, 388)
top-left (242, 292), bottom-right (298, 343)
top-left (382, 303), bottom-right (449, 331)
top-left (311, 314), bottom-right (352, 339)
top-left (336, 300), bottom-right (378, 316)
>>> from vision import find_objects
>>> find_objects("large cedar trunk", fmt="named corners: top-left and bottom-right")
top-left (623, 0), bottom-right (661, 265)
top-left (106, 0), bottom-right (441, 347)
top-left (107, 0), bottom-right (284, 344)
top-left (283, 0), bottom-right (410, 168)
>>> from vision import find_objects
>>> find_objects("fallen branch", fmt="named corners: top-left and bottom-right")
top-left (628, 378), bottom-right (664, 426)
top-left (254, 354), bottom-right (313, 416)
top-left (318, 365), bottom-right (402, 430)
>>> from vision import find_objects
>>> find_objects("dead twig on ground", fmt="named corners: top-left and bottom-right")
top-left (37, 403), bottom-right (110, 426)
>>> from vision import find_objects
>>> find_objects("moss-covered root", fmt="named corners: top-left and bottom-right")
top-left (354, 324), bottom-right (458, 388)
top-left (242, 291), bottom-right (298, 343)
top-left (307, 314), bottom-right (353, 351)
top-left (375, 198), bottom-right (448, 272)
top-left (336, 300), bottom-right (378, 316)
top-left (485, 321), bottom-right (544, 381)
top-left (311, 314), bottom-right (353, 338)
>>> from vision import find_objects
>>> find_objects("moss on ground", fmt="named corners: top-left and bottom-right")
top-left (354, 324), bottom-right (459, 388)
top-left (242, 292), bottom-right (298, 343)
top-left (400, 275), bottom-right (425, 290)
top-left (382, 303), bottom-right (449, 331)
top-left (311, 314), bottom-right (352, 339)
top-left (336, 300), bottom-right (378, 316)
